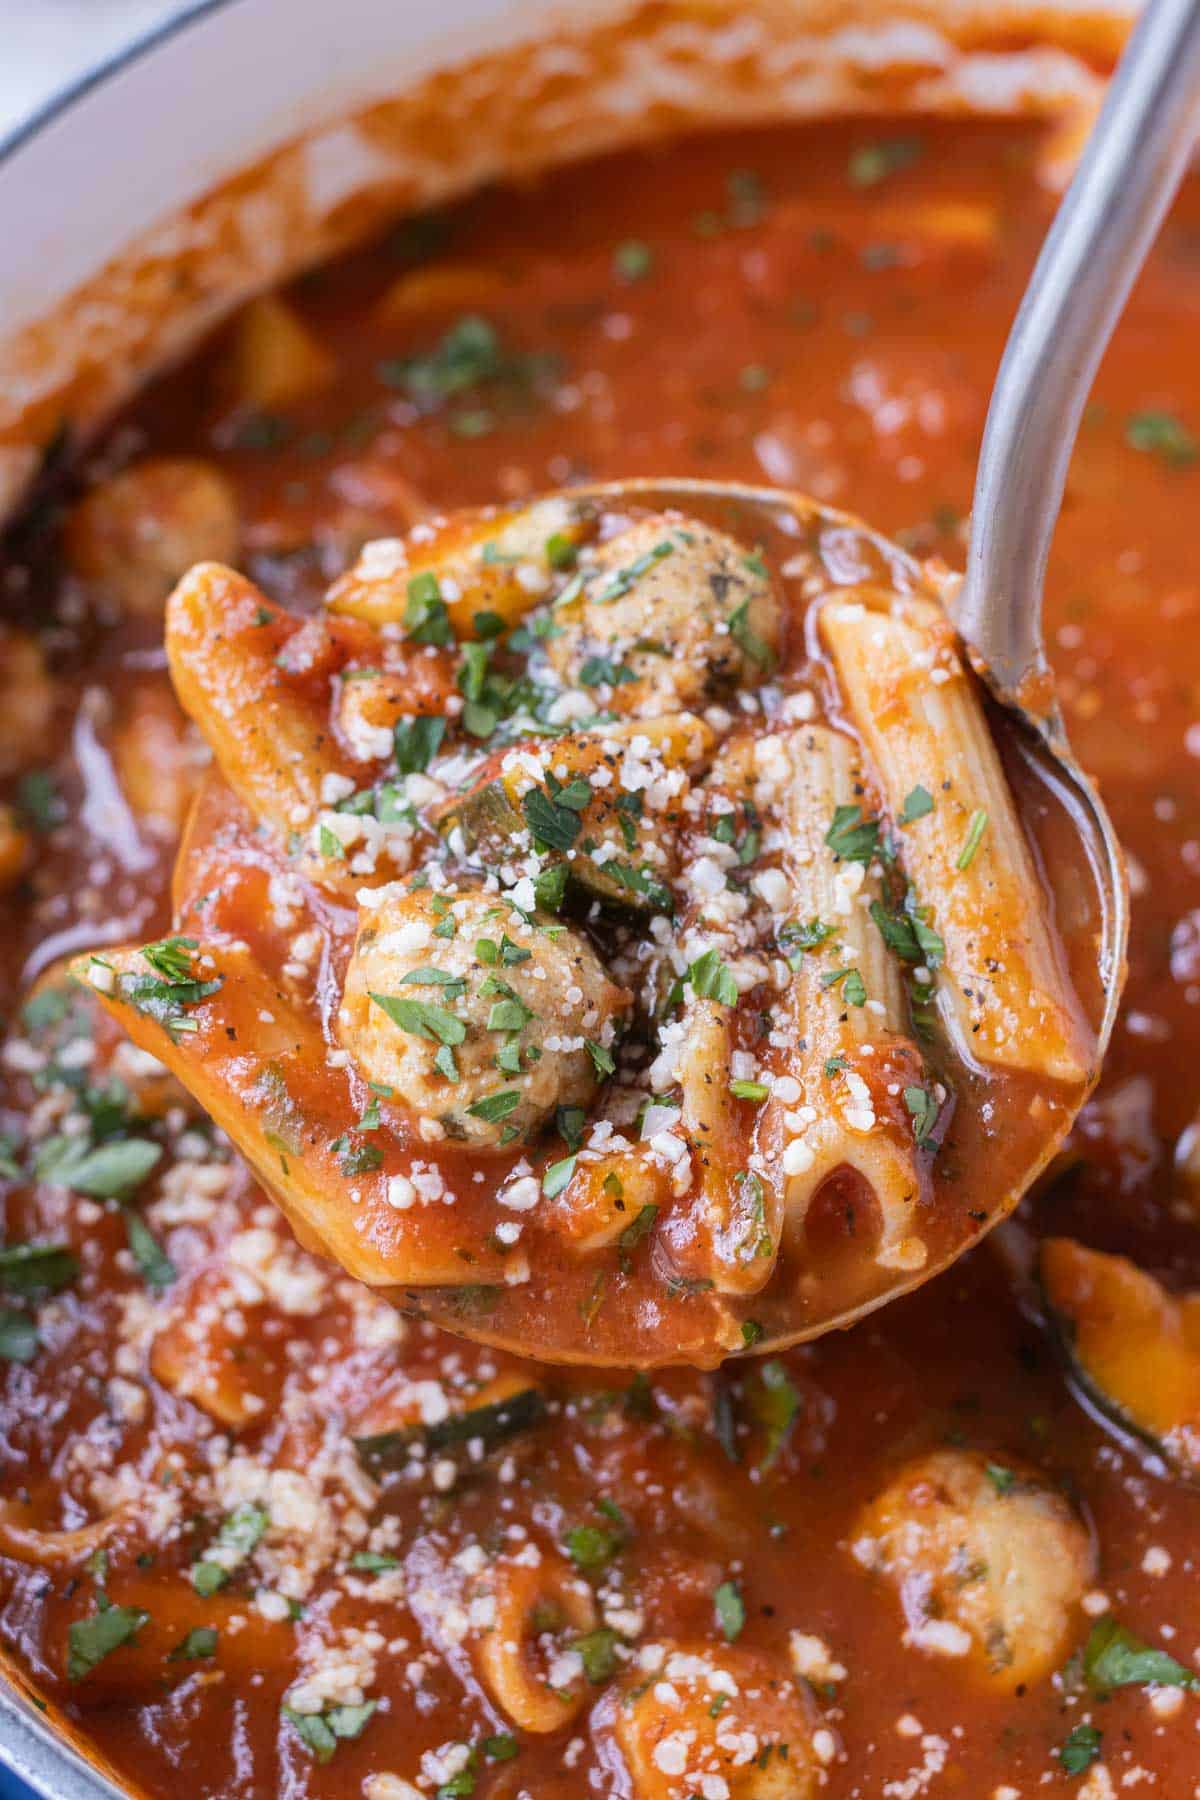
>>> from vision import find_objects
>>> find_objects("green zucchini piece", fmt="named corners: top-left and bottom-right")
top-left (354, 1379), bottom-right (547, 1473)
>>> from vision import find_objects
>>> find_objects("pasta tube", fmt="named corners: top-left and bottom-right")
top-left (821, 591), bottom-right (1091, 1085)
top-left (767, 724), bottom-right (928, 1272)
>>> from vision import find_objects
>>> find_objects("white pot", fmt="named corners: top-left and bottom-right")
top-left (0, 1), bottom-right (1127, 1792)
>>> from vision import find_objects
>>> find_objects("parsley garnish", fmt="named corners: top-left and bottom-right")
top-left (593, 539), bottom-right (676, 604)
top-left (522, 775), bottom-right (591, 852)
top-left (67, 1595), bottom-right (149, 1682)
top-left (613, 239), bottom-right (653, 282)
top-left (542, 1154), bottom-right (577, 1198)
top-left (687, 948), bottom-right (739, 1007)
top-left (1060, 1723), bottom-right (1102, 1776)
top-left (848, 137), bottom-right (921, 187)
top-left (1084, 1616), bottom-right (1199, 1692)
top-left (824, 804), bottom-right (880, 865)
top-left (619, 1204), bottom-right (658, 1254)
top-left (956, 808), bottom-right (989, 870)
top-left (571, 1626), bottom-right (621, 1680)
top-left (903, 1084), bottom-right (939, 1150)
top-left (821, 966), bottom-right (867, 1007)
top-left (191, 1503), bottom-right (269, 1596)
top-left (403, 571), bottom-right (454, 647)
top-left (370, 992), bottom-right (466, 1045)
top-left (466, 1090), bottom-right (521, 1124)
top-left (1126, 409), bottom-right (1198, 468)
top-left (124, 1210), bottom-right (176, 1290)
top-left (728, 598), bottom-right (775, 670)
top-left (714, 1579), bottom-right (746, 1641)
top-left (750, 1360), bottom-right (799, 1469)
top-left (394, 713), bottom-right (446, 773)
top-left (0, 1241), bottom-right (79, 1294)
top-left (898, 784), bottom-right (934, 824)
top-left (283, 1701), bottom-right (376, 1764)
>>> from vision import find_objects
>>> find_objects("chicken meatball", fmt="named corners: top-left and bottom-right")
top-left (853, 1448), bottom-right (1094, 1687)
top-left (337, 885), bottom-right (630, 1147)
top-left (547, 515), bottom-right (781, 716)
top-left (65, 456), bottom-right (240, 616)
top-left (603, 1640), bottom-right (820, 1799)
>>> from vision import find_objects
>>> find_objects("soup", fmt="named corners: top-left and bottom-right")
top-left (1, 114), bottom-right (1199, 1797)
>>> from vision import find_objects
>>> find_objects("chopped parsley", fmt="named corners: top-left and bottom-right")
top-left (824, 804), bottom-right (880, 865)
top-left (123, 1210), bottom-right (177, 1290)
top-left (169, 1626), bottom-right (219, 1661)
top-left (394, 713), bottom-right (447, 773)
top-left (466, 1090), bottom-right (522, 1124)
top-left (0, 1309), bottom-right (38, 1363)
top-left (903, 1084), bottom-right (939, 1151)
top-left (1126, 409), bottom-right (1197, 468)
top-left (870, 893), bottom-right (944, 968)
top-left (593, 538), bottom-right (676, 605)
top-left (0, 1241), bottom-right (79, 1294)
top-left (728, 597), bottom-right (775, 670)
top-left (571, 1626), bottom-right (621, 1681)
top-left (899, 784), bottom-right (935, 824)
top-left (713, 1578), bottom-right (746, 1641)
top-left (955, 808), bottom-right (989, 870)
top-left (283, 1700), bottom-right (377, 1764)
top-left (119, 940), bottom-right (222, 1040)
top-left (820, 966), bottom-right (867, 1007)
top-left (687, 948), bottom-right (739, 1007)
top-left (848, 137), bottom-right (922, 188)
top-left (522, 775), bottom-right (591, 853)
top-left (1084, 1616), bottom-right (1199, 1692)
top-left (403, 571), bottom-right (455, 647)
top-left (191, 1504), bottom-right (270, 1596)
top-left (370, 992), bottom-right (466, 1046)
top-left (613, 239), bottom-right (654, 282)
top-left (1059, 1723), bottom-right (1102, 1776)
top-left (542, 1154), bottom-right (577, 1198)
top-left (66, 1595), bottom-right (150, 1682)
top-left (619, 1204), bottom-right (659, 1255)
top-left (564, 1500), bottom-right (628, 1570)
top-left (749, 1359), bottom-right (799, 1469)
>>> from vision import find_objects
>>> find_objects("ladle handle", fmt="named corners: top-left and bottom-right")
top-left (958, 0), bottom-right (1200, 696)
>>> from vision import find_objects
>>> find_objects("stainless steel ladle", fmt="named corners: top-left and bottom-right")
top-left (956, 0), bottom-right (1200, 1053)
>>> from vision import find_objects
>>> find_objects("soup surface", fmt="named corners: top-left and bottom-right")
top-left (2, 115), bottom-right (1200, 1797)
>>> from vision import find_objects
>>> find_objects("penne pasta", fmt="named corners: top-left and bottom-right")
top-left (767, 724), bottom-right (929, 1273)
top-left (821, 591), bottom-right (1092, 1086)
top-left (326, 495), bottom-right (594, 637)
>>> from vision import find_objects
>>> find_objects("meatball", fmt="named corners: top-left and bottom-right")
top-left (337, 885), bottom-right (630, 1148)
top-left (853, 1448), bottom-right (1094, 1687)
top-left (604, 1640), bottom-right (820, 1799)
top-left (547, 515), bottom-right (781, 716)
top-left (65, 456), bottom-right (240, 616)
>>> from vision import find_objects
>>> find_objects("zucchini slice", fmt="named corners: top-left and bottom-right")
top-left (353, 1374), bottom-right (547, 1473)
top-left (1040, 1237), bottom-right (1200, 1478)
top-left (435, 714), bottom-right (713, 913)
